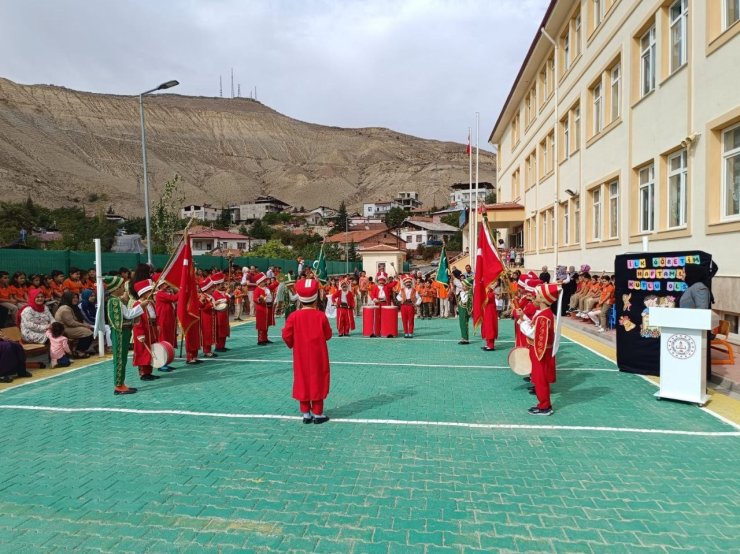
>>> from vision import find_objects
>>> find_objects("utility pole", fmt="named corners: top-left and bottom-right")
top-left (230, 68), bottom-right (234, 99)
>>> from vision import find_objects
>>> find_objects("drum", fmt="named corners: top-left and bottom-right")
top-left (507, 347), bottom-right (532, 376)
top-left (363, 306), bottom-right (378, 337)
top-left (214, 300), bottom-right (228, 312)
top-left (151, 341), bottom-right (175, 369)
top-left (380, 305), bottom-right (399, 338)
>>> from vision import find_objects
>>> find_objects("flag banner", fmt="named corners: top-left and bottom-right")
top-left (435, 245), bottom-right (449, 285)
top-left (158, 237), bottom-right (186, 289)
top-left (313, 244), bottom-right (328, 284)
top-left (176, 233), bottom-right (200, 334)
top-left (466, 130), bottom-right (471, 156)
top-left (472, 221), bottom-right (504, 328)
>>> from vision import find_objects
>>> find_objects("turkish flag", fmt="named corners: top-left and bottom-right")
top-left (158, 232), bottom-right (200, 334)
top-left (473, 221), bottom-right (504, 328)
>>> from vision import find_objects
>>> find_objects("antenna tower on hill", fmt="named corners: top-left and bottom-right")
top-left (219, 75), bottom-right (223, 97)
top-left (230, 68), bottom-right (234, 99)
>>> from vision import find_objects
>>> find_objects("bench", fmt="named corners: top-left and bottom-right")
top-left (0, 326), bottom-right (49, 369)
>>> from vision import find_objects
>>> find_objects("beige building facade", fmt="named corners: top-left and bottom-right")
top-left (489, 0), bottom-right (740, 335)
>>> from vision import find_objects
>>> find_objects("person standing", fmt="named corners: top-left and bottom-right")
top-left (332, 278), bottom-right (355, 336)
top-left (358, 271), bottom-right (369, 310)
top-left (199, 277), bottom-right (217, 357)
top-left (282, 274), bottom-right (299, 320)
top-left (539, 266), bottom-right (551, 284)
top-left (253, 273), bottom-right (273, 345)
top-left (154, 277), bottom-right (178, 371)
top-left (210, 272), bottom-right (231, 352)
top-left (481, 282), bottom-right (499, 351)
top-left (397, 275), bottom-right (421, 338)
top-left (132, 279), bottom-right (160, 381)
top-left (105, 276), bottom-right (143, 395)
top-left (282, 277), bottom-right (333, 424)
top-left (457, 277), bottom-right (473, 345)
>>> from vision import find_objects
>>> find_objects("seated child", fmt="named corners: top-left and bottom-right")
top-left (46, 321), bottom-right (72, 368)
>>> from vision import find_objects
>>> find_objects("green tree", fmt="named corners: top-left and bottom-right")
top-left (384, 206), bottom-right (407, 228)
top-left (441, 213), bottom-right (461, 228)
top-left (249, 239), bottom-right (294, 259)
top-left (347, 240), bottom-right (357, 262)
top-left (262, 211), bottom-right (293, 225)
top-left (123, 216), bottom-right (147, 237)
top-left (151, 174), bottom-right (186, 254)
top-left (214, 206), bottom-right (233, 230)
top-left (336, 201), bottom-right (349, 232)
top-left (484, 190), bottom-right (497, 204)
top-left (248, 219), bottom-right (272, 240)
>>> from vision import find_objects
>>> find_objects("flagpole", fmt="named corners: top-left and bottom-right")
top-left (467, 126), bottom-right (472, 267)
top-left (474, 112), bottom-right (480, 271)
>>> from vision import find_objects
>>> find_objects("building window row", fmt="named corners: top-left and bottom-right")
top-left (560, 102), bottom-right (581, 161)
top-left (588, 56), bottom-right (621, 140)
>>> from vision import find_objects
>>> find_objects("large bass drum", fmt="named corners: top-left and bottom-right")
top-left (151, 341), bottom-right (175, 369)
top-left (507, 347), bottom-right (532, 376)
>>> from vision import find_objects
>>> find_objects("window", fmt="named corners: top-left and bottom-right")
top-left (416, 235), bottom-right (421, 243)
top-left (574, 196), bottom-right (581, 243)
top-left (575, 13), bottom-right (582, 55)
top-left (608, 181), bottom-right (619, 238)
top-left (668, 150), bottom-right (687, 228)
top-left (540, 67), bottom-right (548, 105)
top-left (610, 64), bottom-right (621, 121)
top-left (592, 82), bottom-right (603, 134)
top-left (639, 165), bottom-right (655, 232)
top-left (723, 124), bottom-right (740, 219)
top-left (641, 26), bottom-right (656, 96)
top-left (574, 104), bottom-right (581, 149)
top-left (592, 187), bottom-right (602, 239)
top-left (669, 0), bottom-right (688, 72)
top-left (562, 117), bottom-right (570, 160)
top-left (512, 168), bottom-right (520, 199)
top-left (548, 131), bottom-right (555, 172)
top-left (563, 30), bottom-right (571, 71)
top-left (594, 0), bottom-right (603, 28)
top-left (543, 210), bottom-right (548, 247)
top-left (540, 138), bottom-right (548, 179)
top-left (727, 0), bottom-right (740, 29)
top-left (563, 203), bottom-right (570, 244)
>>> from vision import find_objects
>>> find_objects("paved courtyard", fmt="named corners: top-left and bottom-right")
top-left (1, 317), bottom-right (738, 552)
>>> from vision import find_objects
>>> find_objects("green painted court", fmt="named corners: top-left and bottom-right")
top-left (1, 317), bottom-right (738, 552)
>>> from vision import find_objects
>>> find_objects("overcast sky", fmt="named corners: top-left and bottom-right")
top-left (0, 0), bottom-right (549, 146)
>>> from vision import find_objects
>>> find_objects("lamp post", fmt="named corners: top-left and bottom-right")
top-left (139, 79), bottom-right (179, 265)
top-left (540, 28), bottom-right (559, 270)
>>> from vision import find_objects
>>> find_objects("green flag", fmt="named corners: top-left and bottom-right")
top-left (435, 245), bottom-right (449, 285)
top-left (313, 243), bottom-right (328, 284)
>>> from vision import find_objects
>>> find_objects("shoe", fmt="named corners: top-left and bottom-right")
top-left (481, 347), bottom-right (495, 351)
top-left (528, 407), bottom-right (553, 416)
top-left (114, 387), bottom-right (137, 395)
top-left (140, 374), bottom-right (160, 381)
top-left (204, 352), bottom-right (218, 358)
top-left (158, 366), bottom-right (172, 372)
top-left (458, 340), bottom-right (470, 345)
top-left (313, 415), bottom-right (329, 425)
top-left (215, 347), bottom-right (228, 352)
top-left (598, 327), bottom-right (605, 333)
top-left (302, 415), bottom-right (314, 424)
top-left (0, 375), bottom-right (13, 383)
top-left (266, 340), bottom-right (274, 344)
top-left (523, 377), bottom-right (531, 382)
top-left (529, 389), bottom-right (537, 395)
top-left (257, 341), bottom-right (267, 346)
top-left (16, 371), bottom-right (33, 378)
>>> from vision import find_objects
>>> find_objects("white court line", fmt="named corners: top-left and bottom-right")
top-left (234, 334), bottom-right (577, 346)
top-left (0, 358), bottom-right (109, 395)
top-left (185, 357), bottom-right (618, 371)
top-left (0, 404), bottom-right (736, 437)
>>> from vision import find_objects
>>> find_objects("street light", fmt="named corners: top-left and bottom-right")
top-left (139, 79), bottom-right (179, 265)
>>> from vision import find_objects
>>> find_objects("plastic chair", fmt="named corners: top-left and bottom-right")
top-left (711, 320), bottom-right (735, 365)
top-left (607, 304), bottom-right (617, 329)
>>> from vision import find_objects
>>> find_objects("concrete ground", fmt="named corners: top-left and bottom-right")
top-left (0, 317), bottom-right (738, 552)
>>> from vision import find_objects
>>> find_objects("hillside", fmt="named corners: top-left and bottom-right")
top-left (0, 78), bottom-right (496, 216)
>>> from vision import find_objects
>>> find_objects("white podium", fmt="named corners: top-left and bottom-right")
top-left (649, 307), bottom-right (717, 406)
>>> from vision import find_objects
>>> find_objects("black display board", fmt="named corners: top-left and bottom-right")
top-left (614, 251), bottom-right (712, 375)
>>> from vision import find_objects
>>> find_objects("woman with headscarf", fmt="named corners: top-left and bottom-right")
top-left (55, 291), bottom-right (94, 358)
top-left (19, 288), bottom-right (55, 344)
top-left (680, 264), bottom-right (711, 309)
top-left (79, 288), bottom-right (113, 352)
top-left (559, 266), bottom-right (578, 316)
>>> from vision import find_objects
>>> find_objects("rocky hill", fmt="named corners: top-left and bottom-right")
top-left (0, 78), bottom-right (496, 216)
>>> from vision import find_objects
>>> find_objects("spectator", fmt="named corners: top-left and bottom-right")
top-left (80, 288), bottom-right (112, 350)
top-left (539, 266), bottom-right (551, 284)
top-left (0, 333), bottom-right (30, 382)
top-left (20, 288), bottom-right (55, 344)
top-left (680, 265), bottom-right (711, 309)
top-left (576, 275), bottom-right (602, 317)
top-left (63, 267), bottom-right (85, 296)
top-left (515, 250), bottom-right (523, 267)
top-left (464, 264), bottom-right (474, 279)
top-left (560, 266), bottom-right (578, 316)
top-left (509, 248), bottom-right (516, 265)
top-left (0, 271), bottom-right (22, 325)
top-left (9, 272), bottom-right (29, 305)
top-left (55, 291), bottom-right (94, 358)
top-left (586, 275), bottom-right (615, 332)
top-left (46, 321), bottom-right (72, 368)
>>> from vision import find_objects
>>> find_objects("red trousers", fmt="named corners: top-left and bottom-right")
top-left (299, 400), bottom-right (324, 415)
top-left (216, 337), bottom-right (226, 349)
top-left (138, 364), bottom-right (153, 377)
top-left (258, 329), bottom-right (268, 343)
top-left (530, 347), bottom-right (555, 409)
top-left (486, 338), bottom-right (495, 349)
top-left (336, 307), bottom-right (353, 335)
top-left (400, 304), bottom-right (416, 335)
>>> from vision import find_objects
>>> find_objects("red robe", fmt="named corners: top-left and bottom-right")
top-left (267, 281), bottom-right (279, 326)
top-left (155, 289), bottom-right (178, 347)
top-left (132, 302), bottom-right (157, 375)
top-left (369, 281), bottom-right (397, 306)
top-left (481, 288), bottom-right (499, 346)
top-left (397, 286), bottom-right (420, 335)
top-left (528, 308), bottom-right (556, 409)
top-left (200, 294), bottom-right (215, 353)
top-left (332, 289), bottom-right (356, 335)
top-left (212, 289), bottom-right (231, 347)
top-left (282, 308), bottom-right (333, 401)
top-left (253, 286), bottom-right (273, 332)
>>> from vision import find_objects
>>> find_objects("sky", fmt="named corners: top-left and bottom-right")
top-left (0, 0), bottom-right (550, 146)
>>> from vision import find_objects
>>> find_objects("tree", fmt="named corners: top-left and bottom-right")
top-left (249, 239), bottom-right (293, 259)
top-left (484, 191), bottom-right (497, 204)
top-left (441, 213), bottom-right (461, 228)
top-left (214, 206), bottom-right (233, 230)
top-left (384, 207), bottom-right (407, 228)
top-left (151, 174), bottom-right (186, 254)
top-left (248, 219), bottom-right (272, 240)
top-left (336, 201), bottom-right (349, 233)
top-left (347, 240), bottom-right (357, 262)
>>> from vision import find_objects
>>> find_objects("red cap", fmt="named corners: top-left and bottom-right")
top-left (255, 272), bottom-right (267, 285)
top-left (295, 277), bottom-right (319, 303)
top-left (134, 279), bottom-right (154, 297)
top-left (210, 272), bottom-right (225, 284)
top-left (534, 283), bottom-right (560, 305)
top-left (376, 272), bottom-right (388, 283)
top-left (200, 277), bottom-right (214, 291)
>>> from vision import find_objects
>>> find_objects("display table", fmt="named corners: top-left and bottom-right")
top-left (648, 307), bottom-right (716, 406)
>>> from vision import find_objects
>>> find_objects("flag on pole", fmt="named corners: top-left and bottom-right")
top-left (466, 129), bottom-right (471, 156)
top-left (435, 245), bottom-right (449, 285)
top-left (312, 243), bottom-right (328, 284)
top-left (472, 220), bottom-right (504, 328)
top-left (159, 230), bottom-right (200, 334)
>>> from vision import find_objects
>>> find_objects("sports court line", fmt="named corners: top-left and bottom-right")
top-left (182, 357), bottom-right (618, 372)
top-left (0, 358), bottom-right (109, 395)
top-left (0, 404), bottom-right (736, 437)
top-left (234, 334), bottom-right (577, 345)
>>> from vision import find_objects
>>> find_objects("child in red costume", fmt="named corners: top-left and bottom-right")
top-left (480, 282), bottom-right (499, 351)
top-left (396, 275), bottom-right (421, 338)
top-left (519, 283), bottom-right (560, 416)
top-left (153, 274), bottom-right (178, 372)
top-left (210, 272), bottom-right (231, 352)
top-left (132, 279), bottom-right (159, 381)
top-left (332, 279), bottom-right (355, 336)
top-left (282, 277), bottom-right (333, 424)
top-left (199, 277), bottom-right (217, 358)
top-left (253, 272), bottom-right (273, 345)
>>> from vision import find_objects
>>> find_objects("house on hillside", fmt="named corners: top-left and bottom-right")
top-left (394, 191), bottom-right (423, 210)
top-left (324, 228), bottom-right (405, 252)
top-left (231, 196), bottom-right (291, 223)
top-left (449, 182), bottom-right (494, 209)
top-left (363, 200), bottom-right (401, 218)
top-left (181, 204), bottom-right (222, 221)
top-left (175, 226), bottom-right (265, 255)
top-left (310, 206), bottom-right (338, 219)
top-left (397, 218), bottom-right (458, 250)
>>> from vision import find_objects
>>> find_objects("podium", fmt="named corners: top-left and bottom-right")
top-left (648, 307), bottom-right (717, 406)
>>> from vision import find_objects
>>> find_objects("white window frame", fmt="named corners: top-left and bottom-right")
top-left (726, 0), bottom-right (740, 29)
top-left (608, 180), bottom-right (619, 238)
top-left (668, 149), bottom-right (688, 229)
top-left (641, 26), bottom-right (656, 97)
top-left (594, 0), bottom-right (603, 28)
top-left (563, 202), bottom-right (570, 244)
top-left (610, 63), bottom-right (621, 122)
top-left (592, 187), bottom-right (602, 240)
top-left (549, 132), bottom-right (555, 172)
top-left (563, 30), bottom-right (571, 71)
top-left (722, 123), bottom-right (740, 220)
top-left (669, 0), bottom-right (688, 73)
top-left (639, 165), bottom-right (655, 232)
top-left (575, 13), bottom-right (582, 55)
top-left (563, 117), bottom-right (570, 160)
top-left (574, 105), bottom-right (581, 150)
top-left (542, 210), bottom-right (548, 247)
top-left (593, 82), bottom-right (603, 134)
top-left (574, 196), bottom-right (581, 243)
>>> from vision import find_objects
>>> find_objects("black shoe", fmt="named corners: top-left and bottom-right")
top-left (266, 340), bottom-right (274, 344)
top-left (523, 377), bottom-right (531, 382)
top-left (16, 372), bottom-right (33, 378)
top-left (0, 375), bottom-right (13, 383)
top-left (302, 415), bottom-right (314, 424)
top-left (257, 341), bottom-right (267, 346)
top-left (529, 389), bottom-right (537, 395)
top-left (313, 415), bottom-right (329, 425)
top-left (481, 347), bottom-right (495, 351)
top-left (458, 340), bottom-right (470, 345)
top-left (528, 406), bottom-right (553, 416)
top-left (215, 348), bottom-right (228, 352)
top-left (140, 374), bottom-right (160, 381)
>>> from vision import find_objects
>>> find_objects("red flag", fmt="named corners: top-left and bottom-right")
top-left (177, 237), bottom-right (200, 335)
top-left (473, 221), bottom-right (504, 328)
top-left (466, 130), bottom-right (471, 156)
top-left (159, 237), bottom-right (186, 289)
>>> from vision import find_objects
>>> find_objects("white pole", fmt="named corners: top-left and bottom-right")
top-left (467, 126), bottom-right (472, 265)
top-left (540, 27), bottom-right (559, 269)
top-left (94, 238), bottom-right (105, 357)
top-left (474, 112), bottom-right (480, 271)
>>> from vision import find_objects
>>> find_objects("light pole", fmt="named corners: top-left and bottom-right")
top-left (540, 27), bottom-right (559, 270)
top-left (139, 79), bottom-right (179, 265)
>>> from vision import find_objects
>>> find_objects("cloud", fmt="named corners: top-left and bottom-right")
top-left (0, 0), bottom-right (550, 144)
